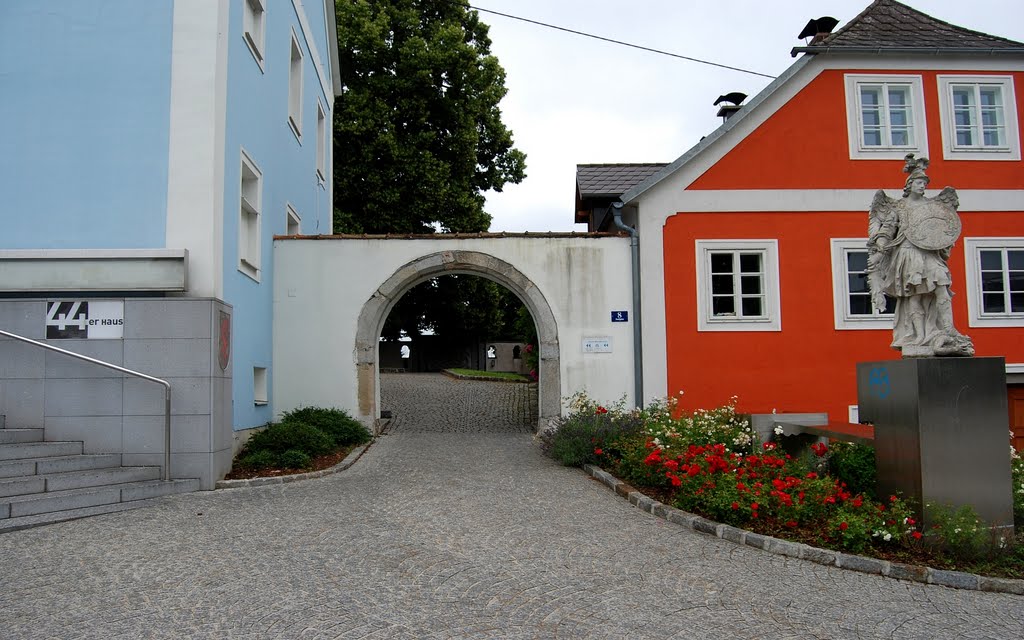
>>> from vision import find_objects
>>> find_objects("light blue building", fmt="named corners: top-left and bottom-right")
top-left (0, 0), bottom-right (341, 491)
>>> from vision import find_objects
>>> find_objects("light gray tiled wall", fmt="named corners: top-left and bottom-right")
top-left (0, 298), bottom-right (233, 488)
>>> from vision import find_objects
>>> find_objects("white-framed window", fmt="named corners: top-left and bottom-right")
top-left (288, 29), bottom-right (304, 140)
top-left (829, 239), bottom-right (895, 330)
top-left (937, 75), bottom-right (1019, 160)
top-left (844, 74), bottom-right (927, 159)
top-left (239, 149), bottom-right (262, 281)
top-left (316, 101), bottom-right (326, 183)
top-left (253, 366), bottom-right (268, 406)
top-left (963, 237), bottom-right (1024, 327)
top-left (286, 203), bottom-right (301, 235)
top-left (242, 0), bottom-right (266, 69)
top-left (695, 240), bottom-right (781, 332)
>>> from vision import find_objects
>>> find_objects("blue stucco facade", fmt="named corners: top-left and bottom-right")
top-left (0, 0), bottom-right (339, 435)
top-left (222, 0), bottom-right (336, 429)
top-left (0, 0), bottom-right (174, 249)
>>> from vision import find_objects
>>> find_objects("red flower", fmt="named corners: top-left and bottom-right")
top-left (889, 495), bottom-right (898, 502)
top-left (810, 443), bottom-right (828, 457)
top-left (595, 406), bottom-right (608, 415)
top-left (731, 502), bottom-right (740, 510)
top-left (750, 502), bottom-right (759, 510)
top-left (805, 472), bottom-right (818, 479)
top-left (785, 520), bottom-right (798, 528)
top-left (594, 448), bottom-right (603, 456)
top-left (851, 496), bottom-right (863, 508)
top-left (912, 531), bottom-right (923, 540)
top-left (905, 517), bottom-right (916, 526)
top-left (663, 460), bottom-right (679, 471)
top-left (839, 522), bottom-right (849, 531)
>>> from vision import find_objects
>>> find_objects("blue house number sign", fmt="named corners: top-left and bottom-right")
top-left (611, 311), bottom-right (628, 322)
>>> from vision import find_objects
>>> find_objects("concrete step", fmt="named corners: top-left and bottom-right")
top-left (0, 479), bottom-right (200, 528)
top-left (42, 465), bottom-right (161, 492)
top-left (0, 441), bottom-right (83, 461)
top-left (0, 429), bottom-right (44, 444)
top-left (0, 454), bottom-right (122, 479)
top-left (0, 475), bottom-right (45, 498)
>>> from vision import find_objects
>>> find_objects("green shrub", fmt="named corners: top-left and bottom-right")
top-left (827, 442), bottom-right (877, 499)
top-left (925, 503), bottom-right (992, 561)
top-left (281, 406), bottom-right (371, 446)
top-left (279, 449), bottom-right (313, 469)
top-left (542, 395), bottom-right (643, 467)
top-left (243, 420), bottom-right (334, 457)
top-left (1012, 450), bottom-right (1024, 526)
top-left (238, 449), bottom-right (277, 470)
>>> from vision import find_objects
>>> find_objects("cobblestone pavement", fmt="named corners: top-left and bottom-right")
top-left (1, 373), bottom-right (1021, 639)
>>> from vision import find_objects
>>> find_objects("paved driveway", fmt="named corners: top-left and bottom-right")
top-left (1, 373), bottom-right (1021, 639)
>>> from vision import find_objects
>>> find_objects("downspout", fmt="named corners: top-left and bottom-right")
top-left (611, 202), bottom-right (643, 408)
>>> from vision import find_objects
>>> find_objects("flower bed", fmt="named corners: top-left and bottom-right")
top-left (541, 392), bottom-right (1024, 579)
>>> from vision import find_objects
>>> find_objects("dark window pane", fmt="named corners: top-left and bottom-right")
top-left (848, 273), bottom-right (868, 294)
top-left (711, 274), bottom-right (733, 295)
top-left (846, 251), bottom-right (867, 272)
top-left (1009, 272), bottom-right (1024, 292)
top-left (739, 253), bottom-right (762, 273)
top-left (980, 250), bottom-right (1003, 271)
top-left (1011, 292), bottom-right (1024, 313)
top-left (712, 297), bottom-right (734, 316)
top-left (983, 292), bottom-right (1005, 313)
top-left (740, 297), bottom-right (763, 317)
top-left (740, 275), bottom-right (761, 295)
top-left (982, 271), bottom-right (1005, 292)
top-left (849, 295), bottom-right (871, 315)
top-left (1008, 250), bottom-right (1024, 270)
top-left (710, 253), bottom-right (732, 273)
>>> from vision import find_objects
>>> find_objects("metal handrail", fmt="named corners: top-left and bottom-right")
top-left (0, 329), bottom-right (172, 481)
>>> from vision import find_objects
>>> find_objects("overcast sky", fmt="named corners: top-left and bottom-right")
top-left (471, 0), bottom-right (1024, 232)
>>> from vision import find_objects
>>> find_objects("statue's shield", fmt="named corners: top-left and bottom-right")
top-left (905, 198), bottom-right (961, 250)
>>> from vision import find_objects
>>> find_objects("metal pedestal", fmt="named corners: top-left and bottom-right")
top-left (856, 357), bottom-right (1014, 532)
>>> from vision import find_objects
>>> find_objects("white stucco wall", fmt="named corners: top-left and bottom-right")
top-left (272, 236), bottom-right (635, 423)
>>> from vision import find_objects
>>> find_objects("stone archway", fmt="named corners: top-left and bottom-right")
top-left (354, 250), bottom-right (560, 431)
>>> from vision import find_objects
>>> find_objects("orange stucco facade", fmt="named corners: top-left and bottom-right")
top-left (661, 67), bottom-right (1024, 422)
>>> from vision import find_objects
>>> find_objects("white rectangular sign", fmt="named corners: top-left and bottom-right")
top-left (582, 337), bottom-right (612, 353)
top-left (45, 300), bottom-right (124, 339)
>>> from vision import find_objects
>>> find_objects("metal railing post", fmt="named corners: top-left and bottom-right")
top-left (0, 328), bottom-right (173, 481)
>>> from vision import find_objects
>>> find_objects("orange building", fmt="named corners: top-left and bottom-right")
top-left (576, 0), bottom-right (1024, 446)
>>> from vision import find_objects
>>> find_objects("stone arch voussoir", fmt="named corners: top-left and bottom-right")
top-left (355, 250), bottom-right (560, 432)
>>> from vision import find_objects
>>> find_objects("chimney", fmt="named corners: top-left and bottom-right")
top-left (798, 17), bottom-right (839, 45)
top-left (713, 92), bottom-right (747, 123)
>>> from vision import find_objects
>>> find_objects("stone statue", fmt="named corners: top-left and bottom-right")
top-left (867, 154), bottom-right (974, 358)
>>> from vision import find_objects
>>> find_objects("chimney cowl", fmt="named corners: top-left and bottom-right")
top-left (797, 16), bottom-right (839, 44)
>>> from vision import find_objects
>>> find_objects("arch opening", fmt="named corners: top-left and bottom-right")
top-left (355, 250), bottom-right (560, 432)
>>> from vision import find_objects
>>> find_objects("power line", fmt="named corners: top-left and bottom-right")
top-left (467, 4), bottom-right (777, 80)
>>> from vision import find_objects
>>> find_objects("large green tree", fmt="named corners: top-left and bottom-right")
top-left (333, 0), bottom-right (526, 234)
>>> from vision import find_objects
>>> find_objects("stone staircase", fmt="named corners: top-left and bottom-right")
top-left (0, 416), bottom-right (199, 533)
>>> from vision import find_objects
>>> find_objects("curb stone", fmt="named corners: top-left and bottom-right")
top-left (215, 443), bottom-right (370, 489)
top-left (440, 369), bottom-right (530, 384)
top-left (583, 464), bottom-right (1024, 594)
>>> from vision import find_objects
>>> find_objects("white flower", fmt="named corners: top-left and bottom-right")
top-left (773, 425), bottom-right (784, 436)
top-left (883, 533), bottom-right (892, 542)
